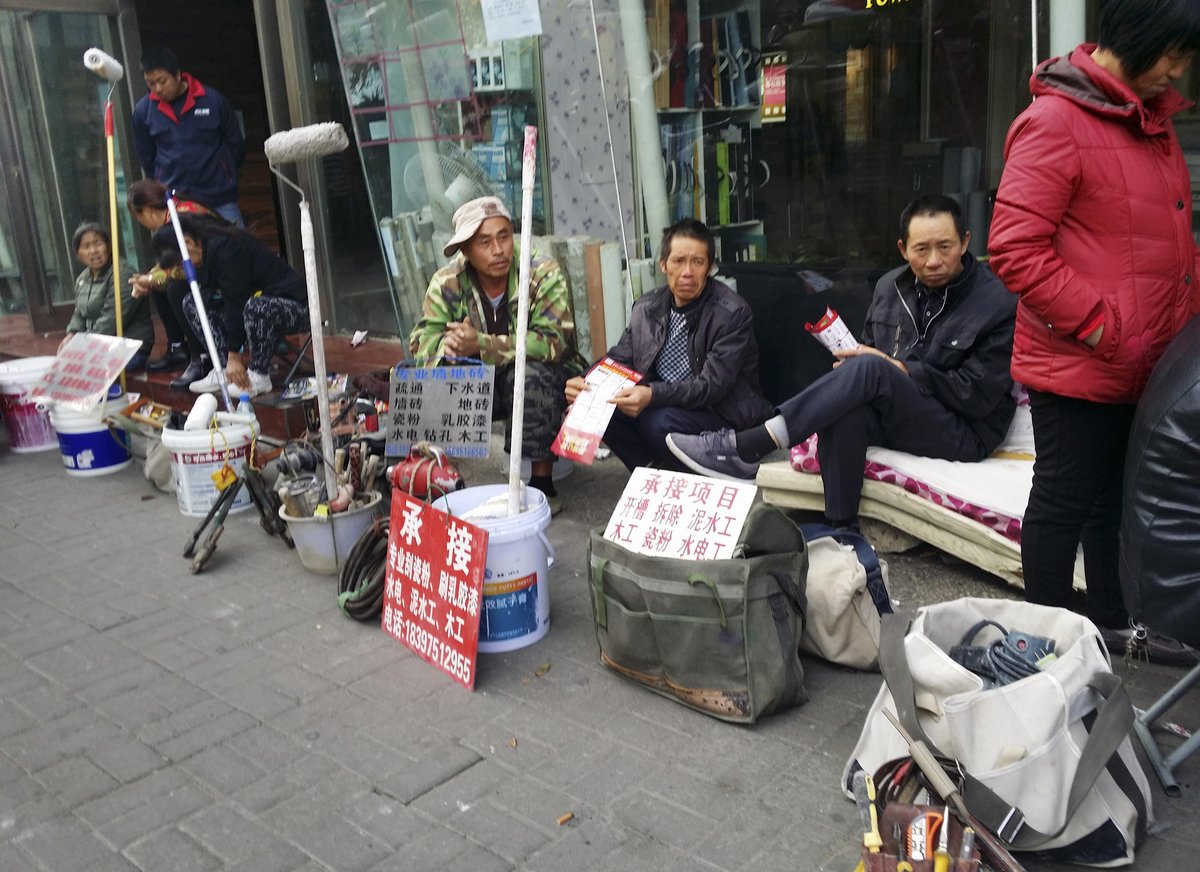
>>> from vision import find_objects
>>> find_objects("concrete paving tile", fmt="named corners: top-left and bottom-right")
top-left (72, 658), bottom-right (166, 706)
top-left (34, 755), bottom-right (120, 809)
top-left (135, 697), bottom-right (257, 763)
top-left (261, 794), bottom-right (393, 872)
top-left (609, 788), bottom-right (715, 852)
top-left (223, 723), bottom-right (307, 772)
top-left (0, 698), bottom-right (40, 742)
top-left (13, 812), bottom-right (125, 872)
top-left (379, 743), bottom-right (482, 806)
top-left (230, 753), bottom-right (344, 815)
top-left (409, 758), bottom-right (512, 821)
top-left (0, 661), bottom-right (44, 701)
top-left (123, 826), bottom-right (223, 871)
top-left (1, 615), bottom-right (93, 659)
top-left (329, 785), bottom-right (431, 851)
top-left (76, 768), bottom-right (196, 829)
top-left (92, 687), bottom-right (175, 732)
top-left (86, 734), bottom-right (169, 785)
top-left (182, 801), bottom-right (310, 869)
top-left (522, 817), bottom-right (633, 872)
top-left (365, 828), bottom-right (486, 872)
top-left (179, 744), bottom-right (268, 796)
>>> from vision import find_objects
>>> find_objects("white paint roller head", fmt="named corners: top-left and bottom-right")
top-left (83, 48), bottom-right (124, 83)
top-left (263, 122), bottom-right (349, 165)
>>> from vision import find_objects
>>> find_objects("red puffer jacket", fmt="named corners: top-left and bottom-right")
top-left (989, 44), bottom-right (1200, 404)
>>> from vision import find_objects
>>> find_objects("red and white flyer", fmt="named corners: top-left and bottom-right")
top-left (382, 491), bottom-right (489, 690)
top-left (603, 467), bottom-right (758, 560)
top-left (804, 306), bottom-right (859, 354)
top-left (552, 356), bottom-right (643, 465)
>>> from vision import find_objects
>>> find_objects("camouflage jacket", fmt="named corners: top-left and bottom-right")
top-left (408, 244), bottom-right (586, 374)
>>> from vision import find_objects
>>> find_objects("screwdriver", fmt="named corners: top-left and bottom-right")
top-left (933, 804), bottom-right (951, 872)
top-left (851, 769), bottom-right (882, 872)
top-left (893, 823), bottom-right (914, 872)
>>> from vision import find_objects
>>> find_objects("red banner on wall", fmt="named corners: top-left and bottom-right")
top-left (382, 491), bottom-right (489, 690)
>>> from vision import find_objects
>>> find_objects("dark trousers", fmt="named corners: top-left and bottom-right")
top-left (604, 405), bottom-right (727, 471)
top-left (154, 279), bottom-right (204, 357)
top-left (182, 294), bottom-right (309, 374)
top-left (1022, 390), bottom-right (1135, 628)
top-left (493, 361), bottom-right (569, 461)
top-left (778, 354), bottom-right (987, 520)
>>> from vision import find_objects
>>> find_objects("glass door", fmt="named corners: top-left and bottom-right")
top-left (0, 4), bottom-right (138, 332)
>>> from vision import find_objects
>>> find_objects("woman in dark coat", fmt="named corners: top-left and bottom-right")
top-left (152, 214), bottom-right (308, 397)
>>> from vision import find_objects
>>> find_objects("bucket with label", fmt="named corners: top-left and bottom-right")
top-left (435, 483), bottom-right (555, 653)
top-left (48, 393), bottom-right (132, 477)
top-left (280, 490), bottom-right (383, 575)
top-left (0, 356), bottom-right (57, 453)
top-left (160, 418), bottom-right (259, 516)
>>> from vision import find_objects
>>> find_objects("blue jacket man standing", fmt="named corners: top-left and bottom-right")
top-left (132, 47), bottom-right (245, 226)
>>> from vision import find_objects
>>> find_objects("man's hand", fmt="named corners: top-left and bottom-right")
top-left (610, 385), bottom-right (652, 417)
top-left (225, 352), bottom-right (250, 391)
top-left (833, 344), bottom-right (908, 375)
top-left (57, 333), bottom-right (74, 355)
top-left (443, 320), bottom-right (480, 358)
top-left (565, 375), bottom-right (587, 404)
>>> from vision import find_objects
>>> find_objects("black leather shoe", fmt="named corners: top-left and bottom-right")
top-left (170, 358), bottom-right (211, 391)
top-left (147, 343), bottom-right (189, 372)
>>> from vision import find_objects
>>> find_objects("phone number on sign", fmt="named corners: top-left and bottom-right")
top-left (405, 619), bottom-right (473, 684)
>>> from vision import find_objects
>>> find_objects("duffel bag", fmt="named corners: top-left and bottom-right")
top-left (845, 599), bottom-right (1153, 867)
top-left (586, 502), bottom-right (808, 723)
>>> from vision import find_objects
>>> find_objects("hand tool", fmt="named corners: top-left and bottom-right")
top-left (908, 808), bottom-right (942, 862)
top-left (881, 709), bottom-right (1028, 872)
top-left (894, 822), bottom-right (913, 872)
top-left (851, 769), bottom-right (882, 872)
top-left (959, 826), bottom-right (976, 861)
top-left (933, 804), bottom-right (951, 872)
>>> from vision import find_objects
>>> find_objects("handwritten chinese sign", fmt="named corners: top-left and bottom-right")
top-left (386, 362), bottom-right (495, 459)
top-left (552, 356), bottom-right (642, 465)
top-left (603, 467), bottom-right (758, 559)
top-left (382, 490), bottom-right (489, 690)
top-left (33, 333), bottom-right (141, 411)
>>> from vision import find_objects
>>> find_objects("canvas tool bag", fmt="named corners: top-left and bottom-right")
top-left (799, 525), bottom-right (891, 670)
top-left (845, 599), bottom-right (1153, 867)
top-left (586, 502), bottom-right (808, 723)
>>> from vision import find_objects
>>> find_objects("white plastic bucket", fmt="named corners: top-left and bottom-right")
top-left (49, 393), bottom-right (132, 477)
top-left (0, 356), bottom-right (57, 453)
top-left (161, 420), bottom-right (259, 516)
top-left (280, 490), bottom-right (383, 576)
top-left (435, 483), bottom-right (555, 653)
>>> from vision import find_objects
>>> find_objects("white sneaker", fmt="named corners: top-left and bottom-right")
top-left (247, 369), bottom-right (274, 398)
top-left (188, 368), bottom-right (223, 394)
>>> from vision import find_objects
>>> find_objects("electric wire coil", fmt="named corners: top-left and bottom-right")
top-left (337, 515), bottom-right (390, 621)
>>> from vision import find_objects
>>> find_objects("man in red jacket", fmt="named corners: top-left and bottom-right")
top-left (989, 0), bottom-right (1200, 663)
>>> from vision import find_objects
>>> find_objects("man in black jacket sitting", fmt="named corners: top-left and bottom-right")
top-left (565, 219), bottom-right (772, 471)
top-left (667, 195), bottom-right (1017, 531)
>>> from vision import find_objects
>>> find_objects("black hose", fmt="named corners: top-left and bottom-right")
top-left (337, 515), bottom-right (390, 621)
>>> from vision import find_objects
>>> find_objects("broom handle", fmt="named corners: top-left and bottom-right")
top-left (507, 125), bottom-right (538, 517)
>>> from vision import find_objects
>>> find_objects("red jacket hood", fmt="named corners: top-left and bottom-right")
top-left (1031, 45), bottom-right (1191, 135)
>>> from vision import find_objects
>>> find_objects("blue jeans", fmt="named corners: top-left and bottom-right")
top-left (211, 202), bottom-right (245, 227)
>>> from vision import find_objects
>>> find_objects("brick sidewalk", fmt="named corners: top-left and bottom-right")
top-left (1, 445), bottom-right (1198, 870)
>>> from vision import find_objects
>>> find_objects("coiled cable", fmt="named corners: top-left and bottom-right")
top-left (337, 515), bottom-right (390, 621)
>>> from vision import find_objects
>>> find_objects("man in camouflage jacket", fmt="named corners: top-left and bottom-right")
top-left (409, 196), bottom-right (585, 505)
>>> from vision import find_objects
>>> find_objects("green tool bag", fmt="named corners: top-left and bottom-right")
top-left (587, 502), bottom-right (809, 724)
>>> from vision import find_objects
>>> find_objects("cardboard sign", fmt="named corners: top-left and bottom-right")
top-left (552, 356), bottom-right (643, 464)
top-left (382, 491), bottom-right (489, 690)
top-left (33, 333), bottom-right (141, 411)
top-left (386, 362), bottom-right (495, 459)
top-left (603, 467), bottom-right (757, 560)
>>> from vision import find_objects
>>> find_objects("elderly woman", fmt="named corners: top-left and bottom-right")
top-left (127, 178), bottom-right (224, 387)
top-left (60, 221), bottom-right (154, 370)
top-left (152, 214), bottom-right (308, 398)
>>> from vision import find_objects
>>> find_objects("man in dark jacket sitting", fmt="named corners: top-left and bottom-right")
top-left (565, 219), bottom-right (773, 471)
top-left (667, 195), bottom-right (1017, 531)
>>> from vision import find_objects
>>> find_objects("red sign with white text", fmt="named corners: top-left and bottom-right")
top-left (382, 491), bottom-right (489, 689)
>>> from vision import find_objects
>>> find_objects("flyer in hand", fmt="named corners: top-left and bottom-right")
top-left (552, 356), bottom-right (643, 465)
top-left (805, 305), bottom-right (859, 354)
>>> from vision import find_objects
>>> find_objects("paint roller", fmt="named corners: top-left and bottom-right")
top-left (82, 47), bottom-right (127, 394)
top-left (83, 48), bottom-right (124, 83)
top-left (263, 122), bottom-right (349, 502)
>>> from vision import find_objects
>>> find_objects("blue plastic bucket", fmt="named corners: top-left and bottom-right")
top-left (435, 484), bottom-right (555, 653)
top-left (49, 395), bottom-right (132, 477)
